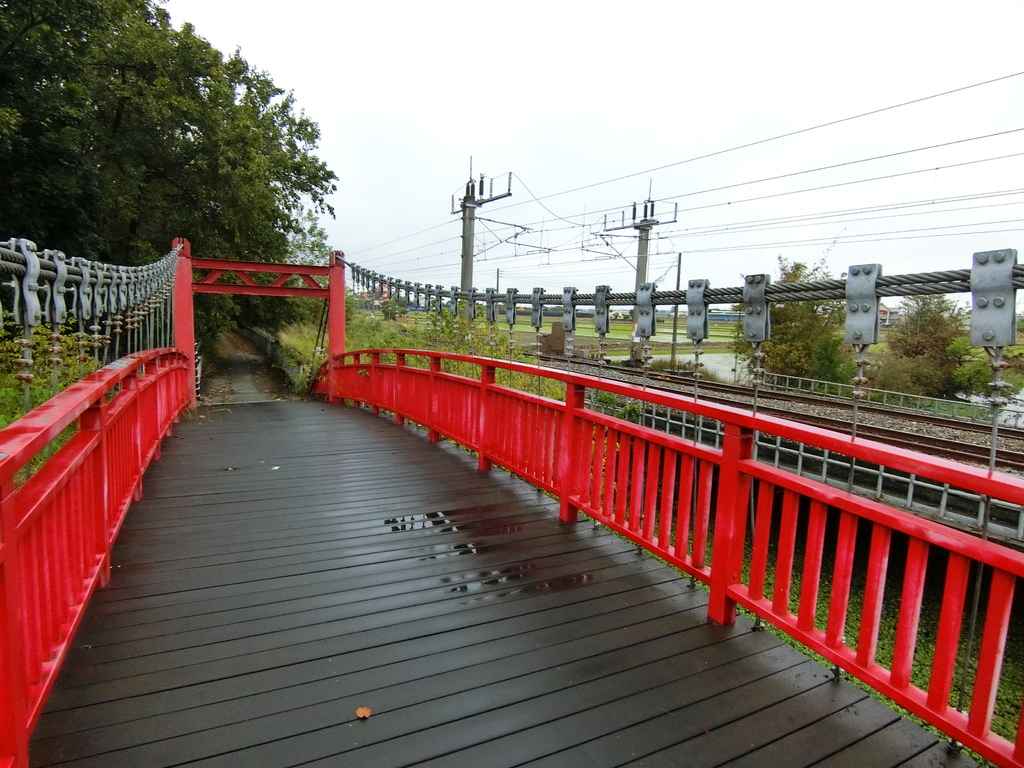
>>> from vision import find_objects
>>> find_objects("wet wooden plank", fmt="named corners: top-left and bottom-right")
top-left (30, 401), bottom-right (976, 768)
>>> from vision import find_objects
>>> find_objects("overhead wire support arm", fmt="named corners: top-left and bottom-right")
top-left (454, 170), bottom-right (514, 296)
top-left (601, 198), bottom-right (679, 363)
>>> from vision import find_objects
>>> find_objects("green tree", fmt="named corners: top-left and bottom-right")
top-left (0, 0), bottom-right (130, 254)
top-left (874, 295), bottom-right (975, 399)
top-left (735, 257), bottom-right (852, 382)
top-left (286, 208), bottom-right (331, 265)
top-left (0, 0), bottom-right (338, 352)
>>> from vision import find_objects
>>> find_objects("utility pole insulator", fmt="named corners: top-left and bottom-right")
top-left (455, 170), bottom-right (513, 293)
top-left (602, 198), bottom-right (679, 361)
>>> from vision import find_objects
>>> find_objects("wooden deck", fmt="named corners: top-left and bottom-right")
top-left (30, 400), bottom-right (977, 767)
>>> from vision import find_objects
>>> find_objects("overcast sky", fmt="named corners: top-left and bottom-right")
top-left (164, 0), bottom-right (1024, 299)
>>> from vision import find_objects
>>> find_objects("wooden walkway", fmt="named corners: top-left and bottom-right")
top-left (31, 401), bottom-right (977, 767)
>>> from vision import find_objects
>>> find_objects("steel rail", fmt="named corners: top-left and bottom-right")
top-left (541, 354), bottom-right (1024, 445)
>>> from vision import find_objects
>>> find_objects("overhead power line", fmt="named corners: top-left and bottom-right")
top-left (351, 70), bottom-right (1024, 259)
top-left (491, 70), bottom-right (1024, 212)
top-left (500, 140), bottom-right (1024, 235)
top-left (346, 220), bottom-right (456, 258)
top-left (659, 129), bottom-right (1024, 203)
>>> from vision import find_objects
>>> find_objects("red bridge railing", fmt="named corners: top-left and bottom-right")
top-left (0, 350), bottom-right (190, 768)
top-left (324, 349), bottom-right (1024, 768)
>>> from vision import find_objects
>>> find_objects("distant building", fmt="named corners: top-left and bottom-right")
top-left (879, 302), bottom-right (900, 326)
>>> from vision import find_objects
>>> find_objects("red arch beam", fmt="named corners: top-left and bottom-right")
top-left (192, 257), bottom-right (329, 298)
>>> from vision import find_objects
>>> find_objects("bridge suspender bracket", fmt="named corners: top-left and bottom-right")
top-left (635, 282), bottom-right (657, 339)
top-left (971, 249), bottom-right (1017, 348)
top-left (594, 286), bottom-right (611, 336)
top-left (531, 288), bottom-right (544, 331)
top-left (485, 288), bottom-right (498, 324)
top-left (505, 288), bottom-right (518, 327)
top-left (742, 274), bottom-right (771, 342)
top-left (845, 264), bottom-right (882, 345)
top-left (686, 279), bottom-right (710, 342)
top-left (562, 287), bottom-right (577, 332)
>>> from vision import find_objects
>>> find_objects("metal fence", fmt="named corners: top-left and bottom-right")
top-left (0, 238), bottom-right (178, 413)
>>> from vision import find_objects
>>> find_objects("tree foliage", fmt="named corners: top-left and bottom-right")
top-left (874, 295), bottom-right (984, 399)
top-left (735, 257), bottom-right (853, 382)
top-left (0, 0), bottom-right (338, 349)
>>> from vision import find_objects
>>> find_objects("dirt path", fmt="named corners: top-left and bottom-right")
top-left (197, 331), bottom-right (297, 405)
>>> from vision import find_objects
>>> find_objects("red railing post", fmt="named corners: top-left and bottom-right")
top-left (427, 356), bottom-right (441, 443)
top-left (394, 353), bottom-right (407, 426)
top-left (172, 237), bottom-right (196, 408)
top-left (369, 353), bottom-right (381, 415)
top-left (708, 422), bottom-right (754, 625)
top-left (0, 475), bottom-right (29, 768)
top-left (556, 382), bottom-right (586, 522)
top-left (326, 251), bottom-right (346, 402)
top-left (477, 364), bottom-right (495, 471)
top-left (78, 400), bottom-right (111, 589)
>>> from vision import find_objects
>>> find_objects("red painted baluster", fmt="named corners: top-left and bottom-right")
top-left (369, 353), bottom-right (381, 415)
top-left (0, 477), bottom-right (29, 766)
top-left (427, 356), bottom-right (441, 442)
top-left (968, 569), bottom-right (1015, 738)
top-left (589, 424), bottom-right (605, 512)
top-left (673, 455), bottom-right (694, 561)
top-left (927, 552), bottom-right (969, 713)
top-left (396, 354), bottom-right (408, 428)
top-left (692, 462), bottom-right (714, 571)
top-left (825, 511), bottom-right (859, 650)
top-left (797, 499), bottom-right (828, 633)
top-left (601, 429), bottom-right (617, 523)
top-left (613, 434), bottom-right (630, 527)
top-left (556, 383), bottom-right (585, 522)
top-left (747, 481), bottom-right (775, 605)
top-left (708, 423), bottom-right (753, 625)
top-left (628, 439), bottom-right (646, 534)
top-left (656, 450), bottom-right (677, 551)
top-left (642, 445), bottom-right (660, 542)
top-left (890, 539), bottom-right (929, 689)
top-left (772, 490), bottom-right (800, 617)
top-left (1015, 694), bottom-right (1024, 762)
top-left (856, 525), bottom-right (892, 669)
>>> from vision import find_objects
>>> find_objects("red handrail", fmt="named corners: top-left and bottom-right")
top-left (328, 349), bottom-right (1024, 768)
top-left (0, 349), bottom-right (190, 768)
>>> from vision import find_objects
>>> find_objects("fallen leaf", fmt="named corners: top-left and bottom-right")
top-left (225, 467), bottom-right (235, 471)
top-left (355, 707), bottom-right (372, 720)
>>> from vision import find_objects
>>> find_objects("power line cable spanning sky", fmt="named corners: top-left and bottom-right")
top-left (351, 72), bottom-right (1022, 249)
top-left (158, 0), bottom-right (1024, 294)
top-left (346, 70), bottom-right (1024, 291)
top-left (372, 155), bottom-right (1024, 274)
top-left (501, 73), bottom-right (1024, 212)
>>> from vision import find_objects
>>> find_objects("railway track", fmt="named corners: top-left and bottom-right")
top-left (537, 354), bottom-right (1024, 473)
